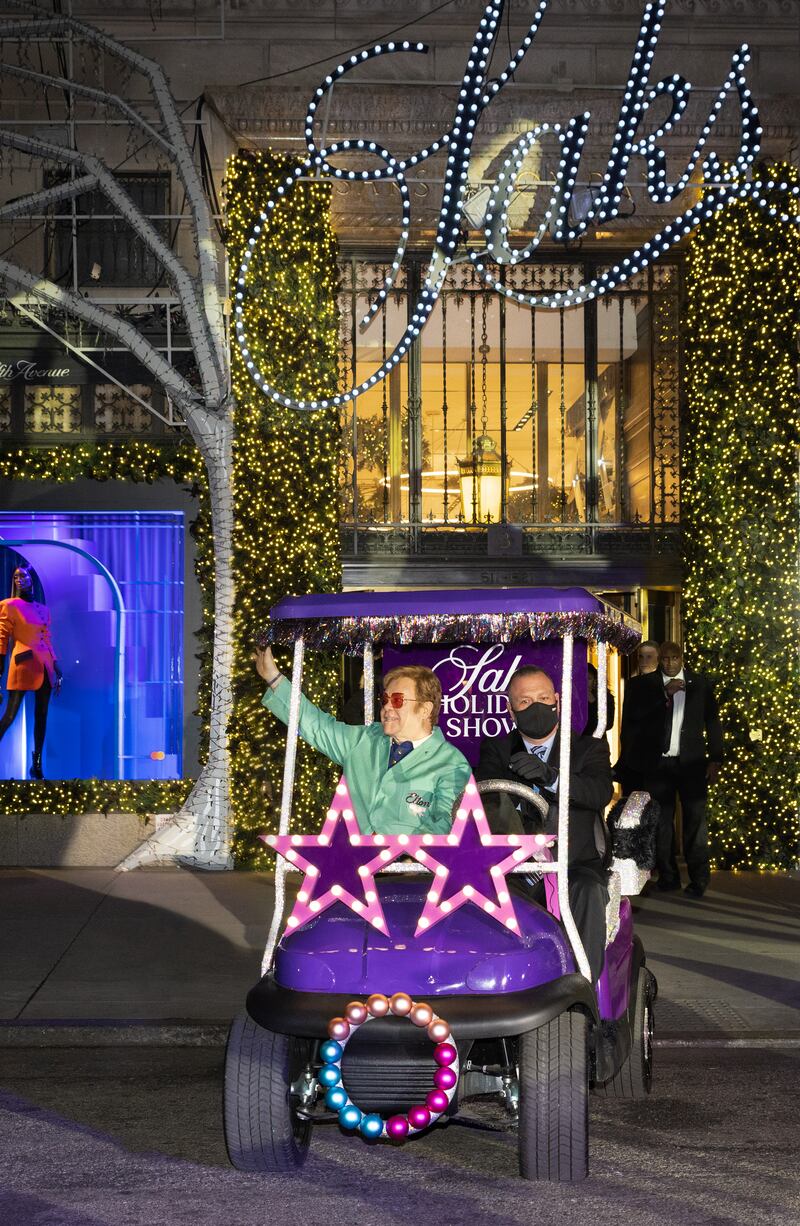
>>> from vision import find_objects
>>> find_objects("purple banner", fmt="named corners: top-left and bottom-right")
top-left (382, 641), bottom-right (588, 767)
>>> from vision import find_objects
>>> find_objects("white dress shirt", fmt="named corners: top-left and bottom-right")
top-left (662, 667), bottom-right (686, 758)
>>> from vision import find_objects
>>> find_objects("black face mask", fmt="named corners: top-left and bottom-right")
top-left (513, 701), bottom-right (559, 740)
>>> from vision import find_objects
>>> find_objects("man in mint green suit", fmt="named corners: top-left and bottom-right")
top-left (255, 646), bottom-right (471, 835)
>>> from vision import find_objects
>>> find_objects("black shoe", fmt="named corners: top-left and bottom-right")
top-left (684, 883), bottom-right (705, 899)
top-left (657, 878), bottom-right (682, 892)
top-left (30, 752), bottom-right (43, 780)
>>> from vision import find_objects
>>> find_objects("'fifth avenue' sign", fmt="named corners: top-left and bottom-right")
top-left (236, 0), bottom-right (799, 412)
top-left (0, 360), bottom-right (71, 382)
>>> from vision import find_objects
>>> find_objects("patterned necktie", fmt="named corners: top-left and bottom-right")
top-left (530, 744), bottom-right (548, 761)
top-left (388, 740), bottom-right (414, 769)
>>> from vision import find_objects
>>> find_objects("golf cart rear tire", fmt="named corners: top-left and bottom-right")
top-left (518, 1011), bottom-right (589, 1182)
top-left (224, 1012), bottom-right (311, 1172)
top-left (596, 968), bottom-right (655, 1100)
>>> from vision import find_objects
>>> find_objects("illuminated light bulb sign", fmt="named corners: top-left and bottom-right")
top-left (235, 0), bottom-right (800, 412)
top-left (408, 780), bottom-right (543, 937)
top-left (262, 779), bottom-right (406, 933)
top-left (263, 775), bottom-right (551, 938)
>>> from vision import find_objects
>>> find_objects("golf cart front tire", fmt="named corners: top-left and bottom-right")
top-left (224, 1012), bottom-right (311, 1172)
top-left (518, 1011), bottom-right (589, 1182)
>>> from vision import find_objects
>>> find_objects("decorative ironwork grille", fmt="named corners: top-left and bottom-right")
top-left (94, 383), bottom-right (153, 433)
top-left (23, 384), bottom-right (82, 433)
top-left (45, 172), bottom-right (171, 287)
top-left (0, 387), bottom-right (10, 432)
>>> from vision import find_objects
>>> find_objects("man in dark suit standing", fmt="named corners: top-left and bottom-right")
top-left (616, 642), bottom-right (723, 898)
top-left (475, 665), bottom-right (613, 982)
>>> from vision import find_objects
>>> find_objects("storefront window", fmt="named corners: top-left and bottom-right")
top-left (339, 259), bottom-right (680, 532)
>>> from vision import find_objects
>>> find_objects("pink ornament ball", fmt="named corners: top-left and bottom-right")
top-left (433, 1042), bottom-right (457, 1067)
top-left (327, 1017), bottom-right (350, 1042)
top-left (426, 1089), bottom-right (449, 1114)
top-left (410, 1002), bottom-right (434, 1028)
top-left (385, 1114), bottom-right (410, 1140)
top-left (427, 1018), bottom-right (451, 1044)
top-left (407, 1105), bottom-right (432, 1130)
top-left (366, 993), bottom-right (390, 1018)
top-left (345, 1001), bottom-right (368, 1025)
top-left (389, 992), bottom-right (413, 1016)
top-left (434, 1066), bottom-right (457, 1092)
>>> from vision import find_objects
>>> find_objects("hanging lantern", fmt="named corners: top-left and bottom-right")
top-left (457, 434), bottom-right (506, 523)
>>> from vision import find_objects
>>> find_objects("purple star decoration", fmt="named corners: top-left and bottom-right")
top-left (262, 780), bottom-right (405, 934)
top-left (262, 776), bottom-right (555, 940)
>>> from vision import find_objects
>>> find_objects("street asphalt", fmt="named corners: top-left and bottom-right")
top-left (1, 868), bottom-right (798, 1224)
top-left (1, 1046), bottom-right (798, 1226)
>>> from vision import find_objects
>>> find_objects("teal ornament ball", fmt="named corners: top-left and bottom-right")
top-left (339, 1104), bottom-right (362, 1130)
top-left (325, 1086), bottom-right (348, 1111)
top-left (320, 1040), bottom-right (343, 1063)
top-left (318, 1064), bottom-right (341, 1088)
top-left (359, 1113), bottom-right (384, 1139)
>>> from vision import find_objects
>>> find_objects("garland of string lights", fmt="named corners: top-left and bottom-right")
top-left (224, 149), bottom-right (342, 868)
top-left (0, 440), bottom-right (206, 817)
top-left (683, 165), bottom-right (800, 871)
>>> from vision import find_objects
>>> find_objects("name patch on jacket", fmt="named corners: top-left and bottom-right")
top-left (405, 791), bottom-right (431, 815)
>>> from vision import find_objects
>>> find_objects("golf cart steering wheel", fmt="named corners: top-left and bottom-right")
top-left (475, 779), bottom-right (549, 821)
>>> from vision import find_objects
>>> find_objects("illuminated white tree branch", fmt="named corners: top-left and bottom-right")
top-left (0, 7), bottom-right (236, 869)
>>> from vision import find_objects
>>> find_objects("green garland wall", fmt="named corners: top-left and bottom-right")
top-left (683, 167), bottom-right (800, 869)
top-left (0, 440), bottom-right (207, 816)
top-left (225, 150), bottom-right (342, 868)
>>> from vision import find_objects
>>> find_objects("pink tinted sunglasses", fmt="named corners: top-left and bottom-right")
top-left (381, 690), bottom-right (411, 709)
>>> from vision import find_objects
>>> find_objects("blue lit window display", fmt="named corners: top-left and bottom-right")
top-left (0, 511), bottom-right (183, 781)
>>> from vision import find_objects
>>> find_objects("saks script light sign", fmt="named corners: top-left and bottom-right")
top-left (236, 0), bottom-right (799, 413)
top-left (382, 641), bottom-right (588, 767)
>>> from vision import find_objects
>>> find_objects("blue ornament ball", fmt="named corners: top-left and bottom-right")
top-left (318, 1064), bottom-right (341, 1088)
top-left (325, 1086), bottom-right (348, 1111)
top-left (339, 1104), bottom-right (362, 1130)
top-left (320, 1040), bottom-right (344, 1064)
top-left (359, 1113), bottom-right (384, 1139)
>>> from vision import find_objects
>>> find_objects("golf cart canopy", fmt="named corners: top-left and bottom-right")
top-left (264, 586), bottom-right (641, 654)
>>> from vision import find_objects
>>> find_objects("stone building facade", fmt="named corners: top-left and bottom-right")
top-left (2, 0), bottom-right (799, 645)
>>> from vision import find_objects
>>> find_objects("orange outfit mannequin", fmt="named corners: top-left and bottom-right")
top-left (0, 567), bottom-right (62, 779)
top-left (0, 597), bottom-right (58, 690)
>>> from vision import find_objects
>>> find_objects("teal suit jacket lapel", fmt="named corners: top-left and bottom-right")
top-left (389, 734), bottom-right (438, 782)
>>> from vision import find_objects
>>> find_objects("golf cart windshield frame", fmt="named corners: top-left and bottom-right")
top-left (260, 587), bottom-right (641, 983)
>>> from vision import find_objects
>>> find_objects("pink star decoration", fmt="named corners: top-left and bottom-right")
top-left (261, 778), bottom-right (408, 934)
top-left (407, 778), bottom-right (551, 938)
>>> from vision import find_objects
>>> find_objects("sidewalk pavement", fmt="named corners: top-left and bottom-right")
top-left (1, 868), bottom-right (798, 1042)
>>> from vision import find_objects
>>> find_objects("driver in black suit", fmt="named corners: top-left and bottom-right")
top-left (475, 665), bottom-right (613, 982)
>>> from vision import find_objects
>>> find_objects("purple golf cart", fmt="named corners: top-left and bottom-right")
top-left (224, 588), bottom-right (657, 1182)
